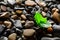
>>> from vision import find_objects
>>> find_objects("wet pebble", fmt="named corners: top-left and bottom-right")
top-left (24, 21), bottom-right (34, 28)
top-left (23, 29), bottom-right (35, 37)
top-left (25, 0), bottom-right (36, 6)
top-left (8, 33), bottom-right (17, 40)
top-left (21, 14), bottom-right (27, 20)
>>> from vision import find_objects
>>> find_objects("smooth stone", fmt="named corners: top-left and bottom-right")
top-left (16, 0), bottom-right (22, 4)
top-left (0, 12), bottom-right (10, 18)
top-left (7, 0), bottom-right (16, 5)
top-left (52, 9), bottom-right (60, 23)
top-left (38, 2), bottom-right (46, 7)
top-left (47, 27), bottom-right (53, 33)
top-left (11, 15), bottom-right (18, 19)
top-left (23, 10), bottom-right (27, 14)
top-left (23, 29), bottom-right (35, 37)
top-left (0, 37), bottom-right (8, 40)
top-left (53, 24), bottom-right (60, 30)
top-left (24, 21), bottom-right (34, 28)
top-left (42, 11), bottom-right (46, 17)
top-left (4, 21), bottom-right (12, 29)
top-left (21, 20), bottom-right (25, 24)
top-left (16, 10), bottom-right (22, 14)
top-left (1, 5), bottom-right (7, 11)
top-left (14, 20), bottom-right (22, 28)
top-left (44, 7), bottom-right (48, 12)
top-left (8, 33), bottom-right (17, 40)
top-left (25, 0), bottom-right (36, 6)
top-left (21, 14), bottom-right (27, 20)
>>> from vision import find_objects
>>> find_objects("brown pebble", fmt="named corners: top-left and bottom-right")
top-left (47, 27), bottom-right (53, 33)
top-left (42, 11), bottom-right (46, 17)
top-left (0, 12), bottom-right (10, 18)
top-left (44, 7), bottom-right (48, 12)
top-left (52, 8), bottom-right (60, 23)
top-left (4, 21), bottom-right (12, 29)
top-left (21, 14), bottom-right (27, 20)
top-left (24, 21), bottom-right (34, 28)
top-left (23, 29), bottom-right (35, 37)
top-left (16, 10), bottom-right (22, 14)
top-left (11, 15), bottom-right (18, 19)
top-left (25, 0), bottom-right (36, 6)
top-left (8, 33), bottom-right (17, 40)
top-left (38, 2), bottom-right (46, 7)
top-left (1, 5), bottom-right (7, 11)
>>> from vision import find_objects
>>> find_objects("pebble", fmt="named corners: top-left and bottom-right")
top-left (38, 2), bottom-right (46, 7)
top-left (0, 37), bottom-right (8, 40)
top-left (16, 10), bottom-right (22, 14)
top-left (11, 15), bottom-right (18, 19)
top-left (53, 24), bottom-right (60, 30)
top-left (0, 12), bottom-right (10, 18)
top-left (8, 33), bottom-right (17, 40)
top-left (1, 5), bottom-right (7, 11)
top-left (16, 0), bottom-right (22, 4)
top-left (42, 11), bottom-right (46, 17)
top-left (4, 21), bottom-right (12, 29)
top-left (25, 0), bottom-right (36, 6)
top-left (52, 8), bottom-right (60, 23)
top-left (14, 20), bottom-right (22, 28)
top-left (21, 20), bottom-right (25, 24)
top-left (24, 21), bottom-right (34, 28)
top-left (7, 0), bottom-right (16, 5)
top-left (47, 27), bottom-right (53, 33)
top-left (23, 29), bottom-right (35, 37)
top-left (0, 25), bottom-right (5, 34)
top-left (21, 14), bottom-right (27, 20)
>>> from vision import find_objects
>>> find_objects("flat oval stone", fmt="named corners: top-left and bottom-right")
top-left (16, 10), bottom-right (22, 14)
top-left (38, 2), bottom-right (46, 7)
top-left (25, 0), bottom-right (36, 6)
top-left (21, 14), bottom-right (27, 20)
top-left (1, 5), bottom-right (7, 11)
top-left (8, 33), bottom-right (17, 40)
top-left (0, 12), bottom-right (10, 18)
top-left (11, 15), bottom-right (18, 19)
top-left (24, 21), bottom-right (34, 28)
top-left (23, 29), bottom-right (35, 37)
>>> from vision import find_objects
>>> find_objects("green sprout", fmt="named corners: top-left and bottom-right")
top-left (34, 11), bottom-right (51, 28)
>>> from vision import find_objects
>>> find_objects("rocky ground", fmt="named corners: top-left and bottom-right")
top-left (0, 0), bottom-right (60, 40)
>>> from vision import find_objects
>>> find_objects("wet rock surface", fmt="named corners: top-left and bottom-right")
top-left (0, 0), bottom-right (60, 40)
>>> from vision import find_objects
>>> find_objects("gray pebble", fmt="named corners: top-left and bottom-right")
top-left (14, 20), bottom-right (22, 28)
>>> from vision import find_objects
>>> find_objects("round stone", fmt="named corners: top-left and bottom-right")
top-left (23, 29), bottom-right (35, 37)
